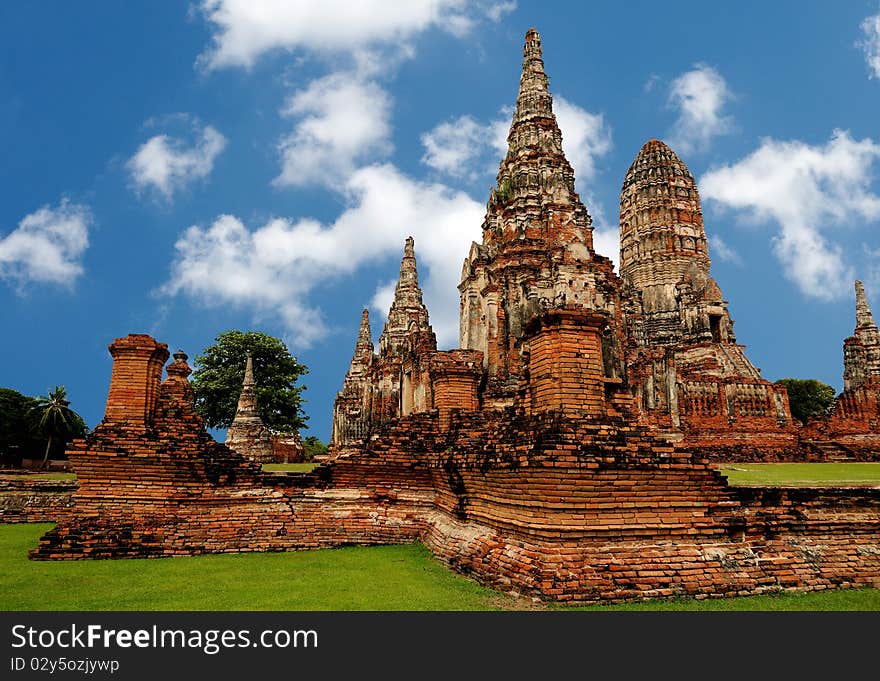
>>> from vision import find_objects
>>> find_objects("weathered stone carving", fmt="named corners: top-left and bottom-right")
top-left (620, 139), bottom-right (797, 458)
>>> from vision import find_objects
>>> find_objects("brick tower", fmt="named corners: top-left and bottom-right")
top-left (620, 139), bottom-right (794, 450)
top-left (459, 28), bottom-right (623, 407)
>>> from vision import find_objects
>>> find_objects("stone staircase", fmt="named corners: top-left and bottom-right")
top-left (807, 440), bottom-right (855, 462)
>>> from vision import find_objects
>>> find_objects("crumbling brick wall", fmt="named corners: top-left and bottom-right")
top-left (33, 335), bottom-right (880, 604)
top-left (0, 477), bottom-right (77, 523)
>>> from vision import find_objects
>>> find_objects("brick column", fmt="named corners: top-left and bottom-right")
top-left (524, 308), bottom-right (608, 417)
top-left (429, 350), bottom-right (482, 431)
top-left (103, 334), bottom-right (170, 426)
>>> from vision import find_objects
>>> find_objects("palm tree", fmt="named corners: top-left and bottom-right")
top-left (34, 386), bottom-right (80, 469)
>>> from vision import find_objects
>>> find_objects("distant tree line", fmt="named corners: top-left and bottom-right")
top-left (0, 386), bottom-right (87, 467)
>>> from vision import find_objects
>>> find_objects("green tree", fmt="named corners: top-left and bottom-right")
top-left (34, 385), bottom-right (87, 468)
top-left (191, 330), bottom-right (308, 433)
top-left (775, 378), bottom-right (837, 424)
top-left (302, 436), bottom-right (329, 461)
top-left (0, 388), bottom-right (43, 464)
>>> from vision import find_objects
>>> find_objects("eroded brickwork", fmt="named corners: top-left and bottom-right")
top-left (33, 331), bottom-right (880, 602)
top-left (619, 140), bottom-right (796, 457)
top-left (802, 282), bottom-right (880, 459)
top-left (0, 477), bottom-right (77, 523)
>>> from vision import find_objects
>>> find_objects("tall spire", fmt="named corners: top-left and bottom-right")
top-left (356, 308), bottom-right (373, 352)
top-left (482, 29), bottom-right (591, 249)
top-left (855, 280), bottom-right (876, 329)
top-left (844, 280), bottom-right (880, 391)
top-left (345, 309), bottom-right (374, 384)
top-left (513, 28), bottom-right (553, 125)
top-left (378, 237), bottom-right (436, 357)
top-left (393, 236), bottom-right (422, 307)
top-left (233, 354), bottom-right (258, 419)
top-left (226, 353), bottom-right (274, 463)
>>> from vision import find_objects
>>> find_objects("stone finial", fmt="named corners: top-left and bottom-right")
top-left (345, 309), bottom-right (374, 381)
top-left (165, 350), bottom-right (192, 380)
top-left (390, 236), bottom-right (425, 310)
top-left (855, 280), bottom-right (876, 329)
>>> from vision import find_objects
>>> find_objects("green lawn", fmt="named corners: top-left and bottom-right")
top-left (0, 524), bottom-right (510, 611)
top-left (718, 463), bottom-right (880, 487)
top-left (262, 463), bottom-right (318, 472)
top-left (0, 472), bottom-right (77, 481)
top-left (2, 524), bottom-right (878, 611)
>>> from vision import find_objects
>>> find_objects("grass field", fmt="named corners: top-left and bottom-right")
top-left (4, 463), bottom-right (878, 486)
top-left (262, 463), bottom-right (318, 473)
top-left (0, 472), bottom-right (77, 481)
top-left (1, 524), bottom-right (878, 611)
top-left (718, 463), bottom-right (880, 487)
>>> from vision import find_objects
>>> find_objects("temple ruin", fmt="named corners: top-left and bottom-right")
top-left (32, 29), bottom-right (880, 604)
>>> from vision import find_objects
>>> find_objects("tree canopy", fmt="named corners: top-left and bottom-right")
top-left (0, 386), bottom-right (87, 465)
top-left (302, 436), bottom-right (329, 461)
top-left (190, 330), bottom-right (308, 433)
top-left (35, 385), bottom-right (87, 467)
top-left (775, 378), bottom-right (837, 424)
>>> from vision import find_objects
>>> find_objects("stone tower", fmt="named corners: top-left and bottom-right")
top-left (459, 28), bottom-right (622, 406)
top-left (331, 309), bottom-right (375, 446)
top-left (620, 139), bottom-right (794, 448)
top-left (378, 236), bottom-right (436, 358)
top-left (620, 139), bottom-right (733, 347)
top-left (843, 280), bottom-right (880, 391)
top-left (372, 237), bottom-right (437, 425)
top-left (226, 354), bottom-right (275, 463)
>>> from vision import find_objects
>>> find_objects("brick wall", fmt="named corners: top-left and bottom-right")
top-left (0, 477), bottom-right (77, 523)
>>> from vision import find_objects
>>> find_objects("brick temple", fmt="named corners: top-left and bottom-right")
top-left (31, 29), bottom-right (880, 604)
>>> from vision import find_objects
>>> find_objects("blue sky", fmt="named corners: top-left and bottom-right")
top-left (3, 1), bottom-right (880, 441)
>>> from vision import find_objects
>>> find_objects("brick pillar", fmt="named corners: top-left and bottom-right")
top-left (103, 334), bottom-right (170, 426)
top-left (429, 351), bottom-right (482, 431)
top-left (524, 308), bottom-right (608, 417)
top-left (433, 370), bottom-right (478, 430)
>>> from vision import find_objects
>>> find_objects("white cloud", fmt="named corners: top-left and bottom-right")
top-left (162, 163), bottom-right (483, 347)
top-left (554, 95), bottom-right (613, 187)
top-left (700, 130), bottom-right (880, 299)
top-left (708, 234), bottom-right (742, 265)
top-left (858, 11), bottom-right (880, 79)
top-left (197, 0), bottom-right (510, 70)
top-left (421, 115), bottom-right (490, 179)
top-left (0, 200), bottom-right (90, 288)
top-left (370, 279), bottom-right (397, 321)
top-left (591, 225), bottom-right (619, 268)
top-left (127, 123), bottom-right (226, 200)
top-left (275, 72), bottom-right (392, 188)
top-left (484, 1), bottom-right (516, 22)
top-left (667, 64), bottom-right (733, 154)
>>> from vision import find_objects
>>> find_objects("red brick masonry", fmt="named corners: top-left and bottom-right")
top-left (31, 335), bottom-right (880, 604)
